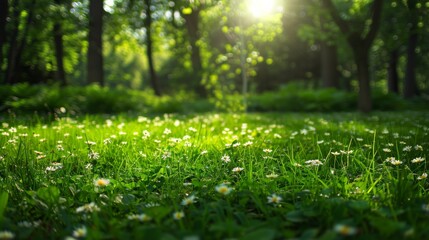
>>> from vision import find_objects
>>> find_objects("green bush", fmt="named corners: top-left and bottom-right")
top-left (1, 83), bottom-right (427, 114)
top-left (0, 84), bottom-right (215, 115)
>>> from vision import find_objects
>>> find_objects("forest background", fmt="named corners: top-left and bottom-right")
top-left (0, 0), bottom-right (428, 114)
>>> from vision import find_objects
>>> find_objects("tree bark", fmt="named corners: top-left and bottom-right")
top-left (353, 46), bottom-right (372, 113)
top-left (54, 0), bottom-right (66, 86)
top-left (144, 0), bottom-right (161, 96)
top-left (321, 42), bottom-right (339, 88)
top-left (0, 0), bottom-right (8, 81)
top-left (387, 49), bottom-right (399, 94)
top-left (5, 0), bottom-right (21, 84)
top-left (403, 0), bottom-right (419, 98)
top-left (321, 0), bottom-right (383, 112)
top-left (87, 0), bottom-right (104, 86)
top-left (183, 9), bottom-right (206, 98)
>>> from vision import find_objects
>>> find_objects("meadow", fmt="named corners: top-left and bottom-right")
top-left (0, 111), bottom-right (428, 239)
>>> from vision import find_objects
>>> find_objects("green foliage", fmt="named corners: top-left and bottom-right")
top-left (0, 84), bottom-right (214, 114)
top-left (248, 83), bottom-right (429, 112)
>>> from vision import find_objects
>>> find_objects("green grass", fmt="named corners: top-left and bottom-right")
top-left (0, 111), bottom-right (428, 239)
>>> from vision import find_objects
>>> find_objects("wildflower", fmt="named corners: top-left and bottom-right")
top-left (390, 159), bottom-right (403, 166)
top-left (85, 141), bottom-right (96, 146)
top-left (340, 150), bottom-right (353, 155)
top-left (232, 142), bottom-right (241, 148)
top-left (293, 162), bottom-right (302, 167)
top-left (356, 138), bottom-right (363, 141)
top-left (334, 224), bottom-right (358, 236)
top-left (411, 157), bottom-right (425, 163)
top-left (183, 135), bottom-right (191, 140)
top-left (263, 149), bottom-right (272, 153)
top-left (183, 182), bottom-right (192, 186)
top-left (0, 231), bottom-right (15, 240)
top-left (88, 151), bottom-right (100, 160)
top-left (94, 178), bottom-right (110, 187)
top-left (128, 213), bottom-right (152, 222)
top-left (163, 128), bottom-right (172, 135)
top-left (188, 127), bottom-right (197, 132)
top-left (417, 173), bottom-right (427, 180)
top-left (414, 145), bottom-right (423, 151)
top-left (45, 163), bottom-right (63, 172)
top-left (221, 155), bottom-right (231, 163)
top-left (243, 141), bottom-right (253, 147)
top-left (200, 150), bottom-right (208, 155)
top-left (267, 194), bottom-right (282, 204)
top-left (305, 159), bottom-right (323, 166)
top-left (215, 184), bottom-right (232, 195)
top-left (232, 167), bottom-right (244, 173)
top-left (403, 146), bottom-right (412, 152)
top-left (266, 173), bottom-right (279, 178)
top-left (382, 148), bottom-right (391, 153)
top-left (72, 226), bottom-right (87, 238)
top-left (103, 138), bottom-right (111, 145)
top-left (181, 195), bottom-right (197, 206)
top-left (17, 220), bottom-right (41, 228)
top-left (85, 163), bottom-right (93, 170)
top-left (142, 130), bottom-right (150, 139)
top-left (317, 140), bottom-right (324, 144)
top-left (162, 151), bottom-right (171, 160)
top-left (76, 202), bottom-right (100, 213)
top-left (331, 151), bottom-right (340, 156)
top-left (173, 211), bottom-right (185, 220)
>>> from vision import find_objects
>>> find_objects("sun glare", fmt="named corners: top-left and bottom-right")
top-left (248, 0), bottom-right (276, 18)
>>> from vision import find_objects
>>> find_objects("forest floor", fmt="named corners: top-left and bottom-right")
top-left (1, 111), bottom-right (429, 239)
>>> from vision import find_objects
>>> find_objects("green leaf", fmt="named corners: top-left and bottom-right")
top-left (0, 191), bottom-right (8, 223)
top-left (37, 186), bottom-right (60, 206)
top-left (286, 210), bottom-right (305, 223)
top-left (182, 7), bottom-right (192, 15)
top-left (348, 200), bottom-right (370, 211)
top-left (240, 228), bottom-right (276, 240)
top-left (145, 206), bottom-right (172, 223)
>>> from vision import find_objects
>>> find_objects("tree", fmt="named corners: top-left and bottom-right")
top-left (403, 0), bottom-right (420, 98)
top-left (144, 0), bottom-right (161, 96)
top-left (87, 0), bottom-right (104, 86)
top-left (387, 49), bottom-right (399, 94)
top-left (53, 0), bottom-right (67, 86)
top-left (321, 0), bottom-right (383, 112)
top-left (5, 0), bottom-right (37, 84)
top-left (0, 0), bottom-right (8, 82)
top-left (182, 6), bottom-right (206, 97)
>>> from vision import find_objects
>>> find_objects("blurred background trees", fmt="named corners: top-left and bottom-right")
top-left (0, 0), bottom-right (428, 112)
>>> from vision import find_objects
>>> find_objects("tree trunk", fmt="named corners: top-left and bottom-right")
top-left (183, 9), bottom-right (206, 98)
top-left (144, 0), bottom-right (161, 96)
top-left (0, 0), bottom-right (8, 81)
top-left (5, 0), bottom-right (21, 84)
top-left (321, 42), bottom-right (339, 89)
top-left (353, 46), bottom-right (372, 113)
top-left (53, 0), bottom-right (66, 86)
top-left (87, 0), bottom-right (104, 86)
top-left (387, 49), bottom-right (399, 94)
top-left (403, 0), bottom-right (419, 99)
